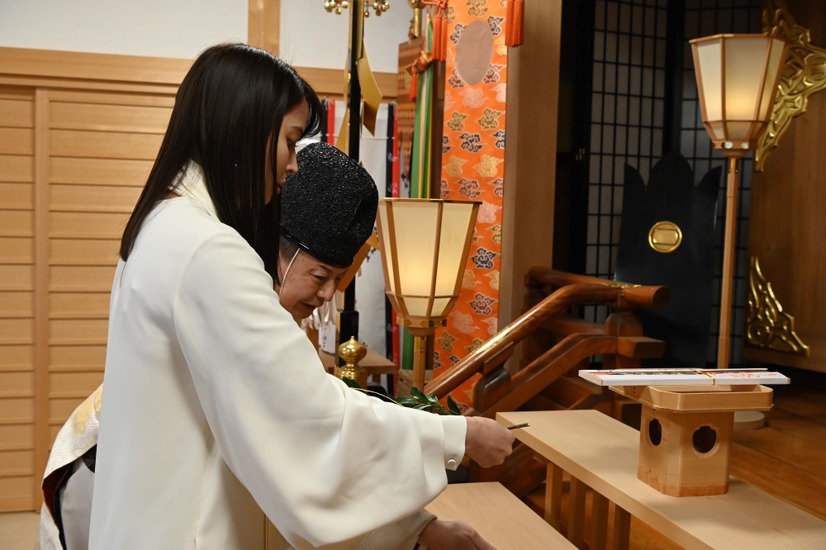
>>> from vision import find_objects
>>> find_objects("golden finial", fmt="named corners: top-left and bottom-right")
top-left (337, 336), bottom-right (368, 388)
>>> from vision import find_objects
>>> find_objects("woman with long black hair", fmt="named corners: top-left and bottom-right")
top-left (89, 43), bottom-right (513, 549)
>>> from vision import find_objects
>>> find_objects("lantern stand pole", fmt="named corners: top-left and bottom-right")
top-left (339, 0), bottom-right (364, 350)
top-left (409, 328), bottom-right (431, 390)
top-left (717, 152), bottom-right (746, 371)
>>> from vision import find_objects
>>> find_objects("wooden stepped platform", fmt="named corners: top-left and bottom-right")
top-left (505, 375), bottom-right (826, 549)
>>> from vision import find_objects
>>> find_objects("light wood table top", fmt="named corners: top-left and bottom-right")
top-left (425, 482), bottom-right (574, 549)
top-left (498, 409), bottom-right (826, 550)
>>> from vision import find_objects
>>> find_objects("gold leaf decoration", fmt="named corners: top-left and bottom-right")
top-left (756, 0), bottom-right (826, 171)
top-left (746, 256), bottom-right (810, 356)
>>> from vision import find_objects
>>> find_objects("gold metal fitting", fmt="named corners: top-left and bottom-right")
top-left (337, 336), bottom-right (368, 388)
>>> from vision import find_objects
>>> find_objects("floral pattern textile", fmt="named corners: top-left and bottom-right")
top-left (434, 0), bottom-right (508, 405)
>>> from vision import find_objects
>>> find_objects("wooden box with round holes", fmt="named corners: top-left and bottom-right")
top-left (610, 384), bottom-right (774, 496)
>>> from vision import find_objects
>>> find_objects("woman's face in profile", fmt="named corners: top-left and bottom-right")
top-left (276, 250), bottom-right (348, 321)
top-left (265, 100), bottom-right (310, 203)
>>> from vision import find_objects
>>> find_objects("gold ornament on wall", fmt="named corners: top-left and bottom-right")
top-left (647, 221), bottom-right (683, 254)
top-left (746, 256), bottom-right (810, 356)
top-left (756, 0), bottom-right (826, 171)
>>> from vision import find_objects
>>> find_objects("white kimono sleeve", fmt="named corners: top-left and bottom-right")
top-left (172, 232), bottom-right (466, 548)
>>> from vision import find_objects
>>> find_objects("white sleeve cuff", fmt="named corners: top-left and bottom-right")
top-left (440, 415), bottom-right (467, 470)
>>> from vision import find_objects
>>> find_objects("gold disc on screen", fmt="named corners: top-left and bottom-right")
top-left (648, 221), bottom-right (682, 254)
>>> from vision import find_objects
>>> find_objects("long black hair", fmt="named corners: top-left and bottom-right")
top-left (119, 43), bottom-right (322, 276)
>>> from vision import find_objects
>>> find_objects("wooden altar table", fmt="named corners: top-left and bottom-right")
top-left (497, 410), bottom-right (826, 549)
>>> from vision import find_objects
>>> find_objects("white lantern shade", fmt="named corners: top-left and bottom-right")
top-left (376, 198), bottom-right (480, 329)
top-left (691, 34), bottom-right (786, 150)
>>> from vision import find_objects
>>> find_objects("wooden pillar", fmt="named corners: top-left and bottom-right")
top-left (500, 0), bottom-right (563, 371)
top-left (248, 0), bottom-right (280, 54)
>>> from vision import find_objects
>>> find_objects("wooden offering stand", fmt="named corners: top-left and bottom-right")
top-left (578, 367), bottom-right (789, 496)
top-left (610, 383), bottom-right (773, 496)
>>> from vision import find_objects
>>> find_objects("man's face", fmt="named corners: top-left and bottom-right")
top-left (276, 250), bottom-right (348, 321)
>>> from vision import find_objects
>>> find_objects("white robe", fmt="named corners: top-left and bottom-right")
top-left (41, 385), bottom-right (435, 550)
top-left (39, 386), bottom-right (102, 550)
top-left (89, 163), bottom-right (465, 549)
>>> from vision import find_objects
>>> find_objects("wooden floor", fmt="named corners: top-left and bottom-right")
top-left (730, 366), bottom-right (826, 521)
top-left (526, 365), bottom-right (826, 549)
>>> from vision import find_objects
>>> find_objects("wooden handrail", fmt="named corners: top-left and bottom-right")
top-left (425, 269), bottom-right (669, 404)
top-left (526, 266), bottom-right (670, 309)
top-left (425, 284), bottom-right (610, 397)
top-left (426, 275), bottom-right (667, 398)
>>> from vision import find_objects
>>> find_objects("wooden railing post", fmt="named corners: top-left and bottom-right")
top-left (472, 367), bottom-right (512, 413)
top-left (603, 311), bottom-right (644, 370)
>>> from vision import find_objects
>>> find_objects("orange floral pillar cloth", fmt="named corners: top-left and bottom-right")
top-left (435, 0), bottom-right (508, 405)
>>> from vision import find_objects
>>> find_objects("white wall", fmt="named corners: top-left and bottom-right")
top-left (0, 0), bottom-right (247, 59)
top-left (0, 0), bottom-right (412, 73)
top-left (279, 0), bottom-right (411, 73)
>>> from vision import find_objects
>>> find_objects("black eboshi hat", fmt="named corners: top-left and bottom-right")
top-left (280, 142), bottom-right (379, 268)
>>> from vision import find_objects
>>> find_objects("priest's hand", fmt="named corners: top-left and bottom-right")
top-left (463, 416), bottom-right (514, 468)
top-left (417, 518), bottom-right (496, 550)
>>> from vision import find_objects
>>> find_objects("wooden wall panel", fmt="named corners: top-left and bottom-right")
top-left (0, 86), bottom-right (34, 512)
top-left (0, 238), bottom-right (32, 263)
top-left (49, 345), bottom-right (106, 371)
top-left (0, 318), bottom-right (32, 342)
top-left (0, 371), bottom-right (34, 394)
top-left (0, 478), bottom-right (32, 510)
top-left (50, 266), bottom-right (118, 292)
top-left (50, 239), bottom-right (120, 265)
top-left (51, 157), bottom-right (154, 186)
top-left (50, 212), bottom-right (131, 239)
top-left (0, 265), bottom-right (33, 290)
top-left (0, 292), bottom-right (32, 316)
top-left (0, 182), bottom-right (32, 209)
top-left (0, 211), bottom-right (33, 236)
top-left (49, 371), bottom-right (103, 397)
top-left (0, 424), bottom-right (32, 447)
top-left (0, 154), bottom-right (34, 182)
top-left (0, 51), bottom-right (177, 511)
top-left (50, 293), bottom-right (110, 318)
top-left (50, 101), bottom-right (172, 134)
top-left (0, 345), bottom-right (32, 369)
top-left (50, 184), bottom-right (141, 213)
top-left (0, 128), bottom-right (33, 155)
top-left (0, 398), bottom-right (32, 421)
top-left (0, 97), bottom-right (33, 127)
top-left (49, 319), bottom-right (109, 345)
top-left (0, 450), bottom-right (32, 474)
top-left (50, 129), bottom-right (163, 160)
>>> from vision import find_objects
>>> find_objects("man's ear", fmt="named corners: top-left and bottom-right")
top-left (274, 257), bottom-right (286, 291)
